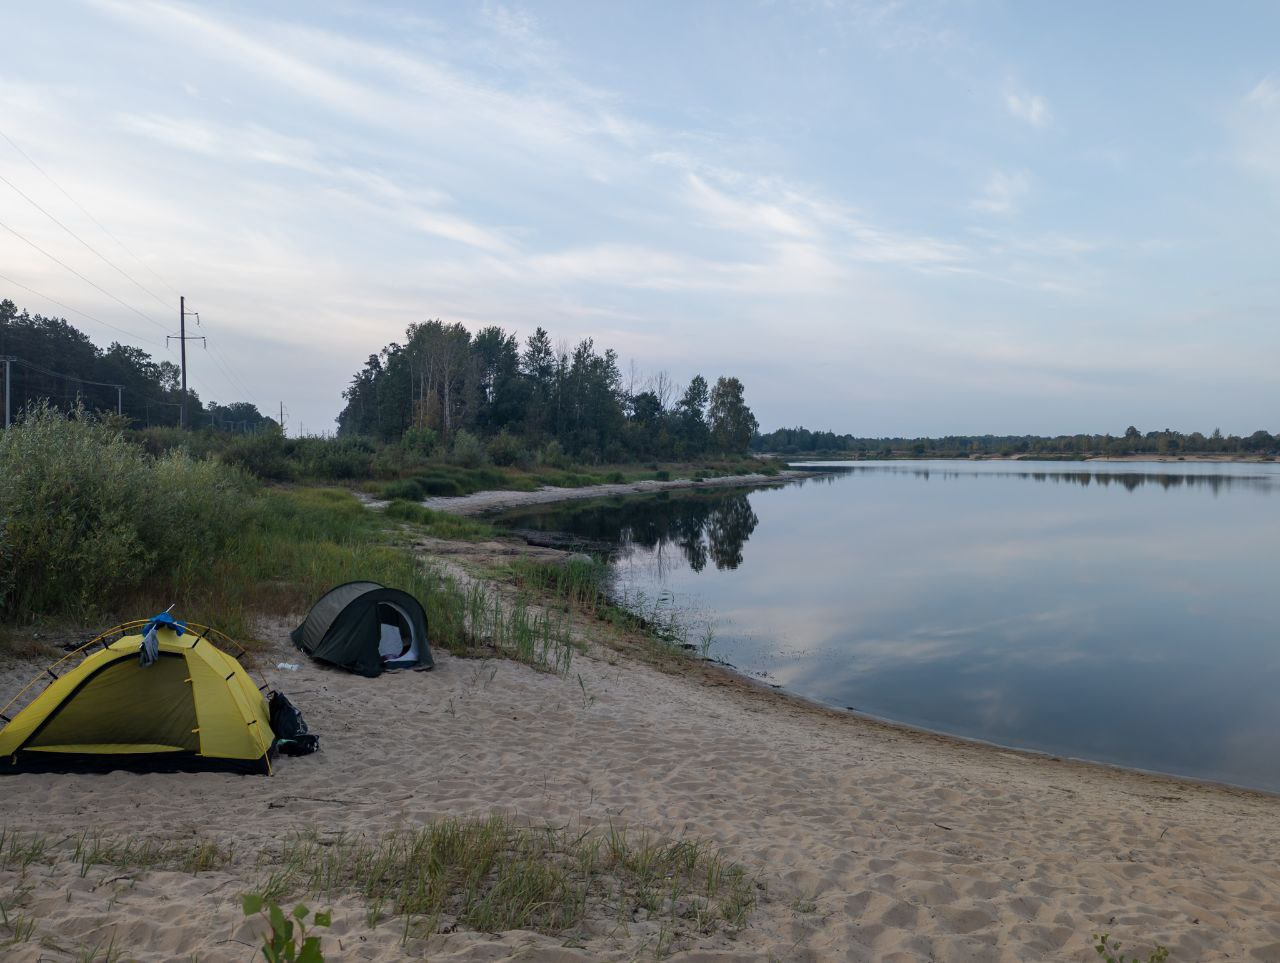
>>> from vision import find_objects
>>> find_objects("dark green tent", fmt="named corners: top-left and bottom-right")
top-left (290, 582), bottom-right (432, 677)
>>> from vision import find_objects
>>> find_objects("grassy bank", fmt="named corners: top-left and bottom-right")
top-left (1, 481), bottom-right (578, 671)
top-left (0, 409), bottom-right (580, 672)
top-left (0, 406), bottom-right (729, 672)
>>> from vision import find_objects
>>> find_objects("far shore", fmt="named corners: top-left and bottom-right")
top-left (410, 453), bottom-right (1276, 519)
top-left (415, 468), bottom-right (818, 516)
top-left (780, 452), bottom-right (1278, 464)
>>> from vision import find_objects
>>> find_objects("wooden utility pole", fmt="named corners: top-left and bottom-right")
top-left (179, 296), bottom-right (187, 427)
top-left (168, 297), bottom-right (205, 428)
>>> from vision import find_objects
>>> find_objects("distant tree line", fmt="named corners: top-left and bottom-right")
top-left (0, 299), bottom-right (273, 432)
top-left (337, 319), bottom-right (758, 462)
top-left (753, 424), bottom-right (1280, 458)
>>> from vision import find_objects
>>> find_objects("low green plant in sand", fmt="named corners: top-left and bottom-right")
top-left (242, 896), bottom-right (330, 963)
top-left (427, 577), bottom-right (577, 674)
top-left (1094, 932), bottom-right (1171, 962)
top-left (504, 556), bottom-right (610, 616)
top-left (0, 885), bottom-right (36, 946)
top-left (71, 830), bottom-right (233, 878)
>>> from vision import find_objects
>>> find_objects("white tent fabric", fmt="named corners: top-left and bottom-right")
top-left (377, 603), bottom-right (420, 666)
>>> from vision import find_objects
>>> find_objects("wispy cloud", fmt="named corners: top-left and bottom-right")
top-left (1005, 90), bottom-right (1050, 128)
top-left (1245, 75), bottom-right (1280, 109)
top-left (1234, 75), bottom-right (1280, 186)
top-left (970, 170), bottom-right (1031, 215)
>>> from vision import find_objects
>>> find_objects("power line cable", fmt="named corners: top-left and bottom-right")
top-left (207, 340), bottom-right (262, 407)
top-left (0, 270), bottom-right (167, 350)
top-left (189, 307), bottom-right (266, 409)
top-left (1, 354), bottom-right (125, 390)
top-left (200, 341), bottom-right (253, 406)
top-left (0, 169), bottom-right (172, 313)
top-left (0, 216), bottom-right (171, 335)
top-left (0, 125), bottom-right (181, 297)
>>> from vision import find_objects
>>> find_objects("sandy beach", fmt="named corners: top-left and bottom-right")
top-left (3, 577), bottom-right (1280, 962)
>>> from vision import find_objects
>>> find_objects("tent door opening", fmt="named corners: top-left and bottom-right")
top-left (377, 602), bottom-right (420, 668)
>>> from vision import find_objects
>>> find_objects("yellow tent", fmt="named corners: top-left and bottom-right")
top-left (0, 623), bottom-right (273, 775)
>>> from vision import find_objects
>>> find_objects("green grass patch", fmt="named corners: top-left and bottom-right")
top-left (2, 476), bottom-right (575, 673)
top-left (383, 501), bottom-right (496, 541)
top-left (156, 488), bottom-right (573, 671)
top-left (0, 828), bottom-right (233, 878)
top-left (505, 557), bottom-right (610, 615)
top-left (0, 819), bottom-right (756, 956)
top-left (250, 815), bottom-right (756, 945)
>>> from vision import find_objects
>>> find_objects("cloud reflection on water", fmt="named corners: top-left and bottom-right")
top-left (500, 462), bottom-right (1280, 791)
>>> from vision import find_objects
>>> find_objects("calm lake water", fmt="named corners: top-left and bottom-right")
top-left (497, 460), bottom-right (1280, 792)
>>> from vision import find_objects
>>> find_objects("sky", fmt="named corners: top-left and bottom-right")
top-left (0, 1), bottom-right (1277, 437)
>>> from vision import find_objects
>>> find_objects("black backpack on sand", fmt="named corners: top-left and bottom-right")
top-left (269, 691), bottom-right (320, 757)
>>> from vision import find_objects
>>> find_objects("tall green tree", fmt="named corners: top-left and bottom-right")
top-left (708, 376), bottom-right (758, 454)
top-left (674, 374), bottom-right (710, 454)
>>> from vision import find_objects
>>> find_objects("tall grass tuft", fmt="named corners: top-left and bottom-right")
top-left (448, 579), bottom-right (575, 673)
top-left (505, 557), bottom-right (610, 617)
top-left (504, 556), bottom-right (717, 666)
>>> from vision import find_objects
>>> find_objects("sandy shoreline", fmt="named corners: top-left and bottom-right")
top-left (410, 458), bottom-right (1276, 519)
top-left (416, 469), bottom-right (812, 516)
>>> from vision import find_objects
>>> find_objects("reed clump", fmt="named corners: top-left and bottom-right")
top-left (430, 577), bottom-right (576, 674)
top-left (503, 557), bottom-right (717, 664)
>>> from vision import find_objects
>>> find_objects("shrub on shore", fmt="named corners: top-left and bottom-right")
top-left (0, 406), bottom-right (252, 620)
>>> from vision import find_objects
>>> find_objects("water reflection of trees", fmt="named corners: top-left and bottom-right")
top-left (506, 491), bottom-right (760, 571)
top-left (835, 465), bottom-right (1275, 494)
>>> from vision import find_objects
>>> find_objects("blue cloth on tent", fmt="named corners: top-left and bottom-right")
top-left (143, 612), bottom-right (187, 638)
top-left (139, 612), bottom-right (187, 667)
